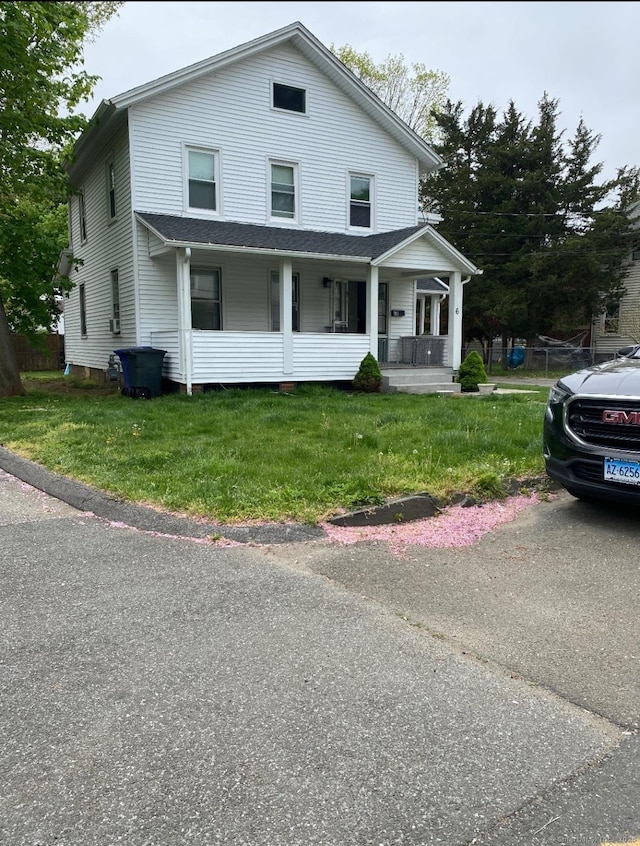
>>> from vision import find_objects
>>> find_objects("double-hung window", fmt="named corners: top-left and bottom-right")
top-left (270, 161), bottom-right (297, 221)
top-left (270, 271), bottom-right (300, 331)
top-left (190, 268), bottom-right (222, 330)
top-left (187, 148), bottom-right (218, 212)
top-left (349, 173), bottom-right (372, 229)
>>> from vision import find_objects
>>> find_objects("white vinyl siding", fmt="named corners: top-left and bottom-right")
top-left (592, 257), bottom-right (640, 359)
top-left (128, 42), bottom-right (419, 232)
top-left (64, 123), bottom-right (135, 369)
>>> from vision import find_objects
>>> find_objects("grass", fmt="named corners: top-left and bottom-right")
top-left (0, 371), bottom-right (553, 525)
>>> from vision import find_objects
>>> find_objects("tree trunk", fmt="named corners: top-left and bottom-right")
top-left (0, 296), bottom-right (26, 397)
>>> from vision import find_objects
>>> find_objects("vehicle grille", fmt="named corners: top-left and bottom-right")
top-left (567, 398), bottom-right (640, 452)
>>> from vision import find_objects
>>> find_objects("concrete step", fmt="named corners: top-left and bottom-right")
top-left (383, 381), bottom-right (461, 395)
top-left (381, 367), bottom-right (458, 395)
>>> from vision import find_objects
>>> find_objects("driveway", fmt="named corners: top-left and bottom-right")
top-left (1, 455), bottom-right (639, 845)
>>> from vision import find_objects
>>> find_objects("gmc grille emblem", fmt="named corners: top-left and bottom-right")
top-left (602, 409), bottom-right (640, 424)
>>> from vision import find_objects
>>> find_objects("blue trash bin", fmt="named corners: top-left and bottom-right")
top-left (114, 347), bottom-right (166, 398)
top-left (507, 346), bottom-right (525, 369)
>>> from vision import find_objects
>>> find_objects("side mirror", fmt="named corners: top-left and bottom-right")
top-left (617, 345), bottom-right (640, 358)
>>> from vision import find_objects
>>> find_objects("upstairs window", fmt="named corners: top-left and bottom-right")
top-left (106, 158), bottom-right (116, 220)
top-left (272, 82), bottom-right (306, 114)
top-left (190, 268), bottom-right (221, 330)
top-left (187, 149), bottom-right (217, 212)
top-left (632, 241), bottom-right (640, 261)
top-left (78, 191), bottom-right (87, 242)
top-left (349, 174), bottom-right (372, 229)
top-left (270, 162), bottom-right (297, 220)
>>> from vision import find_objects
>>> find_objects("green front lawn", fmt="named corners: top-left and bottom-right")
top-left (0, 374), bottom-right (551, 524)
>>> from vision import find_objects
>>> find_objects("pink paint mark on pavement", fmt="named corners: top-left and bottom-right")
top-left (321, 492), bottom-right (541, 555)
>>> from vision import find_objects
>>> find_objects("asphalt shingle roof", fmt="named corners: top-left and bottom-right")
top-left (136, 212), bottom-right (426, 260)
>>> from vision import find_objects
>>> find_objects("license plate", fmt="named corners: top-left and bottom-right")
top-left (604, 457), bottom-right (640, 485)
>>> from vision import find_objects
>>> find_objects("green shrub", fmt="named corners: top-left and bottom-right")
top-left (457, 350), bottom-right (488, 393)
top-left (352, 352), bottom-right (382, 393)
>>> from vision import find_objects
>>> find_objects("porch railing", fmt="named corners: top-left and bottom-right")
top-left (399, 336), bottom-right (446, 366)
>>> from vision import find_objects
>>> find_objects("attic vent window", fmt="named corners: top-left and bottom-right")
top-left (273, 82), bottom-right (306, 114)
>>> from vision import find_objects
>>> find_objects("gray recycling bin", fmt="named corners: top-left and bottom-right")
top-left (114, 347), bottom-right (166, 398)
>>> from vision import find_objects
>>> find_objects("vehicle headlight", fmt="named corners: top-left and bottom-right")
top-left (547, 382), bottom-right (571, 405)
top-left (545, 382), bottom-right (572, 422)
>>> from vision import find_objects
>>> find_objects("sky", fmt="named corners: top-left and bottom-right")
top-left (80, 1), bottom-right (640, 182)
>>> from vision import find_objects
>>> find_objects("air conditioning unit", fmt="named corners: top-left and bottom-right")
top-left (109, 318), bottom-right (121, 334)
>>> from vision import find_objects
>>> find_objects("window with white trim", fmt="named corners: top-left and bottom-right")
top-left (270, 271), bottom-right (300, 331)
top-left (349, 173), bottom-right (372, 229)
top-left (186, 148), bottom-right (218, 212)
top-left (190, 268), bottom-right (221, 330)
top-left (106, 158), bottom-right (116, 220)
top-left (79, 283), bottom-right (87, 336)
top-left (78, 191), bottom-right (87, 242)
top-left (270, 161), bottom-right (297, 220)
top-left (272, 82), bottom-right (306, 114)
top-left (632, 241), bottom-right (640, 261)
top-left (111, 269), bottom-right (120, 322)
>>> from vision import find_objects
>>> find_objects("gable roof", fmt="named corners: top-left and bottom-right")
top-left (416, 276), bottom-right (449, 293)
top-left (67, 21), bottom-right (444, 178)
top-left (135, 212), bottom-right (482, 276)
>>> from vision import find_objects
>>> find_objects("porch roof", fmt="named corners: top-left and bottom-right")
top-left (136, 212), bottom-right (427, 261)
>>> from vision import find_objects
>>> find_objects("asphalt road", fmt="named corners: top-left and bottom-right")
top-left (1, 453), bottom-right (639, 846)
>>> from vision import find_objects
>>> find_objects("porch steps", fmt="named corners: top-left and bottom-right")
top-left (381, 367), bottom-right (461, 395)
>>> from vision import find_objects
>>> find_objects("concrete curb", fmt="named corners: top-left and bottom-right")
top-left (0, 447), bottom-right (325, 545)
top-left (0, 446), bottom-right (559, 541)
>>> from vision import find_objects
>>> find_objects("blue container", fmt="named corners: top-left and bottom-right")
top-left (507, 346), bottom-right (525, 368)
top-left (114, 347), bottom-right (166, 398)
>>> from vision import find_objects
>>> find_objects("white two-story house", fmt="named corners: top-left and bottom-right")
top-left (61, 21), bottom-right (481, 395)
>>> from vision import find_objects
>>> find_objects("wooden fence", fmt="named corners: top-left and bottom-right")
top-left (12, 334), bottom-right (65, 371)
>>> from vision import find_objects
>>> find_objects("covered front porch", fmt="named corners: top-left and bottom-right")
top-left (136, 213), bottom-right (482, 394)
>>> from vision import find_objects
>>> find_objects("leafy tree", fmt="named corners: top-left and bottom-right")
top-left (330, 44), bottom-right (450, 140)
top-left (423, 94), bottom-right (640, 366)
top-left (0, 1), bottom-right (123, 398)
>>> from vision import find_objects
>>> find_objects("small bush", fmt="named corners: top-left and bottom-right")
top-left (353, 352), bottom-right (382, 393)
top-left (457, 350), bottom-right (488, 393)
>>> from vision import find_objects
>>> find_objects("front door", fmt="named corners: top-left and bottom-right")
top-left (332, 279), bottom-right (366, 333)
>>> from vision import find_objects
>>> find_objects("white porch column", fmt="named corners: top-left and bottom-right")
top-left (430, 296), bottom-right (441, 335)
top-left (280, 257), bottom-right (293, 374)
top-left (447, 271), bottom-right (463, 370)
top-left (366, 265), bottom-right (379, 357)
top-left (418, 296), bottom-right (426, 335)
top-left (176, 247), bottom-right (193, 396)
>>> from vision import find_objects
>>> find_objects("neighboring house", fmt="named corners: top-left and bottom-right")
top-left (61, 21), bottom-right (481, 395)
top-left (591, 225), bottom-right (640, 363)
